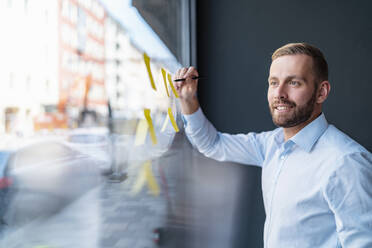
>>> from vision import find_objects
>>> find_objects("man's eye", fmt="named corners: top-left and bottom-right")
top-left (289, 81), bottom-right (300, 86)
top-left (270, 81), bottom-right (278, 86)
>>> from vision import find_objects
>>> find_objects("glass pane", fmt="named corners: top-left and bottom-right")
top-left (0, 0), bottom-right (190, 247)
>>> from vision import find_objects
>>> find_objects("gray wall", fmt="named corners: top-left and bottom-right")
top-left (194, 0), bottom-right (372, 247)
top-left (197, 0), bottom-right (372, 150)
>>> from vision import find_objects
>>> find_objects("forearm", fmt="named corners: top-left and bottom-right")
top-left (185, 110), bottom-right (219, 156)
top-left (183, 108), bottom-right (264, 166)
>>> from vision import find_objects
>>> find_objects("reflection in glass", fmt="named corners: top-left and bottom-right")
top-left (0, 0), bottom-right (187, 247)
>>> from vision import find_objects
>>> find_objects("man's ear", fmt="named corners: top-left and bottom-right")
top-left (316, 80), bottom-right (331, 104)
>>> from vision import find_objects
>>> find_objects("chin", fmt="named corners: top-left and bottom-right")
top-left (272, 113), bottom-right (314, 128)
top-left (273, 119), bottom-right (293, 128)
top-left (272, 113), bottom-right (290, 126)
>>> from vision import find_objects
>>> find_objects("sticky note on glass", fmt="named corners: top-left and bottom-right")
top-left (167, 73), bottom-right (179, 98)
top-left (161, 114), bottom-right (169, 132)
top-left (144, 161), bottom-right (160, 196)
top-left (168, 107), bottom-right (179, 132)
top-left (131, 161), bottom-right (160, 196)
top-left (161, 68), bottom-right (170, 97)
top-left (143, 53), bottom-right (157, 91)
top-left (131, 165), bottom-right (147, 195)
top-left (144, 109), bottom-right (157, 145)
top-left (134, 119), bottom-right (148, 146)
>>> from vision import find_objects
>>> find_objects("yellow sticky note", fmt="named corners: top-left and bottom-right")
top-left (143, 53), bottom-right (157, 91)
top-left (131, 165), bottom-right (147, 195)
top-left (134, 119), bottom-right (148, 146)
top-left (144, 109), bottom-right (157, 145)
top-left (161, 68), bottom-right (170, 97)
top-left (161, 114), bottom-right (169, 132)
top-left (144, 161), bottom-right (160, 196)
top-left (168, 107), bottom-right (179, 132)
top-left (167, 73), bottom-right (179, 98)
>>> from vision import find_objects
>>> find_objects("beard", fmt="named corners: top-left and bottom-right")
top-left (269, 89), bottom-right (317, 128)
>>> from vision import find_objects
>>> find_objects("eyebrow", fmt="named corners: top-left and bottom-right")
top-left (268, 75), bottom-right (307, 82)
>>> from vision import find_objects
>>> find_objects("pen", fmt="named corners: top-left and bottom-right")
top-left (174, 76), bottom-right (204, 82)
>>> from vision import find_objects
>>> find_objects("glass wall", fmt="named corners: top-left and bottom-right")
top-left (0, 0), bottom-right (193, 247)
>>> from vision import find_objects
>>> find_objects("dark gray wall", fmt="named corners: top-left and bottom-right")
top-left (197, 0), bottom-right (372, 150)
top-left (195, 0), bottom-right (372, 247)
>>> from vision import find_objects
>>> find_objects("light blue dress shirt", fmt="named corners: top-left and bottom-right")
top-left (183, 108), bottom-right (372, 248)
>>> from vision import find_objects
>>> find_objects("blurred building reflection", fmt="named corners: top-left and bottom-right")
top-left (0, 1), bottom-right (193, 247)
top-left (104, 14), bottom-right (170, 122)
top-left (58, 0), bottom-right (107, 129)
top-left (0, 0), bottom-right (59, 135)
top-left (0, 0), bottom-right (173, 136)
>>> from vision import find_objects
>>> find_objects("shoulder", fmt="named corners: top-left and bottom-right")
top-left (318, 124), bottom-right (371, 159)
top-left (318, 125), bottom-right (372, 184)
top-left (315, 125), bottom-right (371, 181)
top-left (322, 150), bottom-right (372, 205)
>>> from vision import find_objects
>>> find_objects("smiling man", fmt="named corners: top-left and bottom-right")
top-left (175, 43), bottom-right (372, 247)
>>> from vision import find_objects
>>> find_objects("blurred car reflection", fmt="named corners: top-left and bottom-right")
top-left (67, 128), bottom-right (112, 175)
top-left (0, 151), bottom-right (12, 228)
top-left (1, 141), bottom-right (103, 228)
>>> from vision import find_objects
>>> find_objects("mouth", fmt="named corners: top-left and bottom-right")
top-left (273, 104), bottom-right (294, 113)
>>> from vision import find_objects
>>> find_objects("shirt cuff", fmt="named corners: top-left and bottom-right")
top-left (182, 107), bottom-right (205, 132)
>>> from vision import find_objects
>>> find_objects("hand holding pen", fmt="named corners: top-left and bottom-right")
top-left (174, 67), bottom-right (201, 114)
top-left (174, 76), bottom-right (204, 82)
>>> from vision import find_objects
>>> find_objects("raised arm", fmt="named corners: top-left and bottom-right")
top-left (174, 67), bottom-right (267, 166)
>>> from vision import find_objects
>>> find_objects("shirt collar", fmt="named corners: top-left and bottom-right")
top-left (290, 113), bottom-right (328, 153)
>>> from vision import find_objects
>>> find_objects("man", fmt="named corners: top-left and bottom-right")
top-left (174, 43), bottom-right (372, 247)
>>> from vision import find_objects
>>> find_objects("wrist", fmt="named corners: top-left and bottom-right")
top-left (180, 96), bottom-right (199, 115)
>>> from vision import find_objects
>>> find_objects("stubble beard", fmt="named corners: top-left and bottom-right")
top-left (269, 89), bottom-right (317, 128)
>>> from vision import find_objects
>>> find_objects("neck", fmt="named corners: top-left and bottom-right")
top-left (283, 111), bottom-right (321, 141)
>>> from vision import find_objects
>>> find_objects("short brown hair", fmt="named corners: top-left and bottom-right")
top-left (272, 43), bottom-right (328, 83)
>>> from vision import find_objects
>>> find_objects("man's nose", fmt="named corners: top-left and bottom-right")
top-left (274, 83), bottom-right (288, 99)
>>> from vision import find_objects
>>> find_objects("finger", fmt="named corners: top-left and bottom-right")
top-left (175, 68), bottom-right (185, 78)
top-left (174, 74), bottom-right (183, 89)
top-left (175, 68), bottom-right (182, 79)
top-left (175, 67), bottom-right (188, 89)
top-left (184, 66), bottom-right (199, 79)
top-left (174, 70), bottom-right (178, 79)
top-left (180, 67), bottom-right (188, 78)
